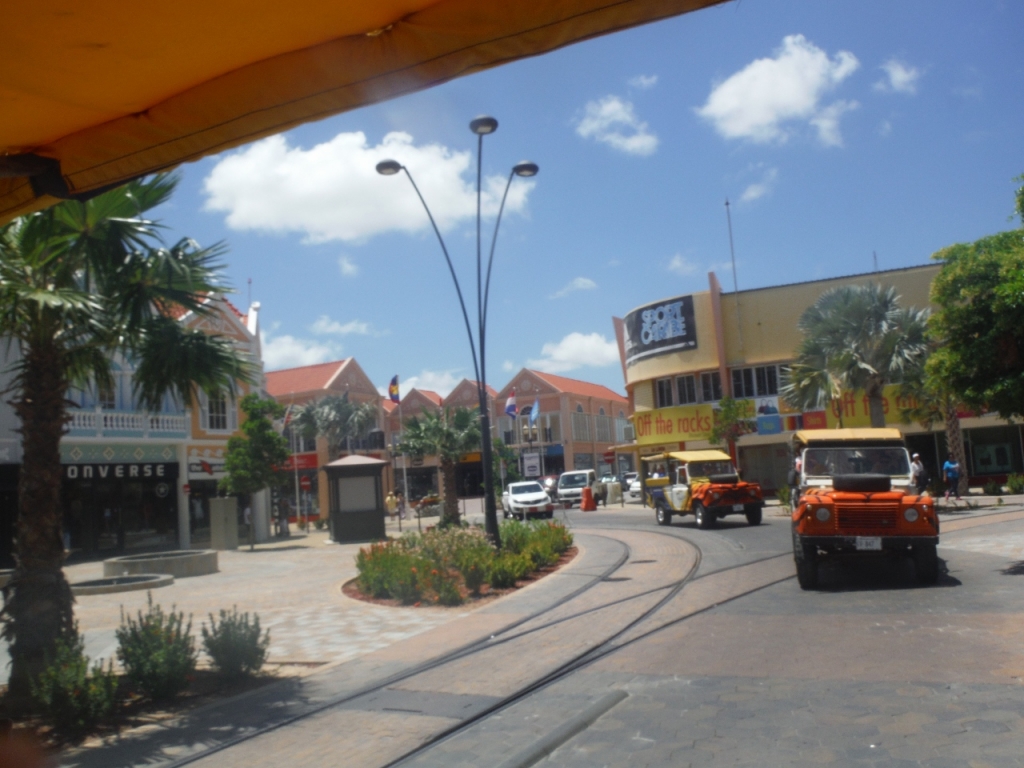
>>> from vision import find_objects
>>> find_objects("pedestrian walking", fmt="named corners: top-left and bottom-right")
top-left (385, 491), bottom-right (397, 520)
top-left (911, 453), bottom-right (929, 495)
top-left (943, 456), bottom-right (962, 501)
top-left (396, 492), bottom-right (406, 520)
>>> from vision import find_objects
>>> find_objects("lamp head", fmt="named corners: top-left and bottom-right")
top-left (512, 161), bottom-right (539, 177)
top-left (376, 159), bottom-right (402, 176)
top-left (469, 116), bottom-right (498, 135)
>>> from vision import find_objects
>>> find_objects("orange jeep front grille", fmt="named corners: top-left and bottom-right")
top-left (835, 502), bottom-right (899, 531)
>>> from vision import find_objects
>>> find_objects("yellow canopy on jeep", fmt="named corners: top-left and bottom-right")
top-left (0, 0), bottom-right (727, 224)
top-left (794, 429), bottom-right (905, 444)
top-left (643, 450), bottom-right (733, 464)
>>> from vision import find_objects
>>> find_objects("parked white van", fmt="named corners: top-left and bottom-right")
top-left (557, 469), bottom-right (597, 507)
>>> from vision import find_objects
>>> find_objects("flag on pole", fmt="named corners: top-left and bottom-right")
top-left (529, 398), bottom-right (540, 426)
top-left (505, 388), bottom-right (518, 417)
top-left (388, 375), bottom-right (400, 404)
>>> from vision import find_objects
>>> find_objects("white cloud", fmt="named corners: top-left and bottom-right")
top-left (502, 360), bottom-right (515, 372)
top-left (260, 331), bottom-right (341, 371)
top-left (695, 34), bottom-right (859, 146)
top-left (740, 167), bottom-right (779, 202)
top-left (629, 74), bottom-right (658, 90)
top-left (203, 131), bottom-right (534, 243)
top-left (668, 254), bottom-right (698, 275)
top-left (380, 370), bottom-right (462, 398)
top-left (527, 332), bottom-right (620, 374)
top-left (310, 315), bottom-right (372, 336)
top-left (878, 119), bottom-right (893, 137)
top-left (576, 96), bottom-right (659, 156)
top-left (874, 59), bottom-right (920, 94)
top-left (549, 277), bottom-right (598, 299)
top-left (809, 99), bottom-right (858, 147)
top-left (338, 255), bottom-right (359, 276)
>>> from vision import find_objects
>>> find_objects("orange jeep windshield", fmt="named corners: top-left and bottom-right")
top-left (803, 448), bottom-right (910, 477)
top-left (688, 461), bottom-right (735, 478)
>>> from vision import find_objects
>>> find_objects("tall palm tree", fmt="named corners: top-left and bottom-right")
top-left (780, 284), bottom-right (930, 427)
top-left (397, 407), bottom-right (481, 527)
top-left (292, 394), bottom-right (379, 460)
top-left (0, 175), bottom-right (252, 706)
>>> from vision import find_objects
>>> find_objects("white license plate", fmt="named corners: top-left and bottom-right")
top-left (732, 504), bottom-right (744, 512)
top-left (855, 537), bottom-right (882, 551)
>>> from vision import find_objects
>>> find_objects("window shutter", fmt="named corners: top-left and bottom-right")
top-left (199, 391), bottom-right (209, 431)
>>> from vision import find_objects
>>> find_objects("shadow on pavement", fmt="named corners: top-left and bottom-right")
top-left (66, 676), bottom-right (309, 768)
top-left (1000, 560), bottom-right (1024, 575)
top-left (815, 556), bottom-right (961, 592)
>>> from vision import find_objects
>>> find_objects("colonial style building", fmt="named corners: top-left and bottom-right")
top-left (614, 264), bottom-right (1020, 492)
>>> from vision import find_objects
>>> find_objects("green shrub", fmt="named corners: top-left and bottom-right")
top-left (983, 479), bottom-right (1003, 496)
top-left (32, 631), bottom-right (119, 736)
top-left (456, 549), bottom-right (492, 595)
top-left (116, 593), bottom-right (197, 701)
top-left (201, 607), bottom-right (270, 678)
top-left (355, 540), bottom-right (423, 603)
top-left (1007, 473), bottom-right (1024, 495)
top-left (498, 519), bottom-right (532, 555)
top-left (530, 521), bottom-right (573, 555)
top-left (313, 518), bottom-right (326, 530)
top-left (428, 567), bottom-right (464, 606)
top-left (488, 552), bottom-right (532, 589)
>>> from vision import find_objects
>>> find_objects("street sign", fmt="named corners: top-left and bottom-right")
top-left (523, 452), bottom-right (541, 477)
top-left (603, 451), bottom-right (615, 463)
top-left (300, 475), bottom-right (312, 492)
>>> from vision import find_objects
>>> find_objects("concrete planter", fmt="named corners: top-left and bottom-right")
top-left (103, 550), bottom-right (218, 579)
top-left (72, 574), bottom-right (174, 596)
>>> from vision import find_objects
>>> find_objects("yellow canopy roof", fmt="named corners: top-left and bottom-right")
top-left (794, 428), bottom-right (905, 444)
top-left (0, 0), bottom-right (725, 224)
top-left (642, 450), bottom-right (733, 463)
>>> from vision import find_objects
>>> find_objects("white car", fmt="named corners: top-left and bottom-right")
top-left (502, 481), bottom-right (556, 520)
top-left (627, 478), bottom-right (642, 502)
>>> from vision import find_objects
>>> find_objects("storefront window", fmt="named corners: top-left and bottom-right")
top-left (731, 365), bottom-right (779, 398)
top-left (701, 371), bottom-right (722, 402)
top-left (655, 378), bottom-right (673, 408)
top-left (676, 375), bottom-right (698, 404)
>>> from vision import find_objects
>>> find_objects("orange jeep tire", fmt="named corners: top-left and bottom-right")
top-left (694, 501), bottom-right (715, 529)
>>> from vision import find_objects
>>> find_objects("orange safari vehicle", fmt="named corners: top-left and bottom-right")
top-left (791, 428), bottom-right (939, 589)
top-left (642, 450), bottom-right (765, 529)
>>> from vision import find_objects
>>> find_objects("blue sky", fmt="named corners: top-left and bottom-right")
top-left (152, 0), bottom-right (1023, 398)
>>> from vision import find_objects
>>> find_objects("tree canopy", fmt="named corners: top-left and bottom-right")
top-left (221, 395), bottom-right (291, 497)
top-left (398, 407), bottom-right (481, 528)
top-left (781, 283), bottom-right (930, 428)
top-left (927, 179), bottom-right (1024, 420)
top-left (291, 394), bottom-right (378, 460)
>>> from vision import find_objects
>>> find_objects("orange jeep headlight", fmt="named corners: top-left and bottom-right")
top-left (904, 507), bottom-right (919, 523)
top-left (814, 507), bottom-right (831, 522)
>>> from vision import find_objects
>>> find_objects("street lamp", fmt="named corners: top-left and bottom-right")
top-left (376, 116), bottom-right (537, 547)
top-left (521, 416), bottom-right (539, 477)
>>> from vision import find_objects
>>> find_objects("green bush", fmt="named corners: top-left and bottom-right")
top-left (488, 552), bottom-right (532, 589)
top-left (498, 519), bottom-right (532, 555)
top-left (1007, 473), bottom-right (1024, 495)
top-left (116, 593), bottom-right (197, 701)
top-left (523, 541), bottom-right (558, 569)
top-left (313, 518), bottom-right (326, 530)
top-left (530, 521), bottom-right (573, 555)
top-left (355, 540), bottom-right (423, 603)
top-left (201, 607), bottom-right (270, 678)
top-left (32, 631), bottom-right (119, 736)
top-left (428, 567), bottom-right (464, 606)
top-left (983, 479), bottom-right (1003, 496)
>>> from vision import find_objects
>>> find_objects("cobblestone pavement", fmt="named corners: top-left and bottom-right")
top-left (1, 532), bottom-right (471, 688)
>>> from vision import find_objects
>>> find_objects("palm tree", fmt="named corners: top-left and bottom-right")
top-left (780, 284), bottom-right (930, 428)
top-left (397, 407), bottom-right (481, 527)
top-left (0, 175), bottom-right (252, 706)
top-left (292, 394), bottom-right (379, 460)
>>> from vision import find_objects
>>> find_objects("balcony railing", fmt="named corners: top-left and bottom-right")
top-left (68, 407), bottom-right (188, 438)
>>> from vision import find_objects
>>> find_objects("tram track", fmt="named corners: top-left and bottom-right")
top-left (140, 526), bottom-right (795, 768)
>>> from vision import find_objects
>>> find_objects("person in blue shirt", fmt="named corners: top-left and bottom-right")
top-left (942, 457), bottom-right (962, 501)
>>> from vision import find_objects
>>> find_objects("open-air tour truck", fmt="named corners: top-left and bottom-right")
top-left (791, 428), bottom-right (940, 590)
top-left (642, 450), bottom-right (765, 529)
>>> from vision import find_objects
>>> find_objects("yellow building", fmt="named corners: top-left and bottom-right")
top-left (614, 265), bottom-right (1020, 493)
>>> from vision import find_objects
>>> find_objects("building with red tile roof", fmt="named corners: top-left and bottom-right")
top-left (496, 369), bottom-right (631, 477)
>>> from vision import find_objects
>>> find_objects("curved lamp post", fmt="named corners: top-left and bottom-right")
top-left (376, 117), bottom-right (537, 546)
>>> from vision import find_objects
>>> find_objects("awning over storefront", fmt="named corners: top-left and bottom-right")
top-left (1, 0), bottom-right (726, 224)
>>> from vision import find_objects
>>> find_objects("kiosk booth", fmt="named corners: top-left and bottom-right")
top-left (324, 455), bottom-right (387, 543)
